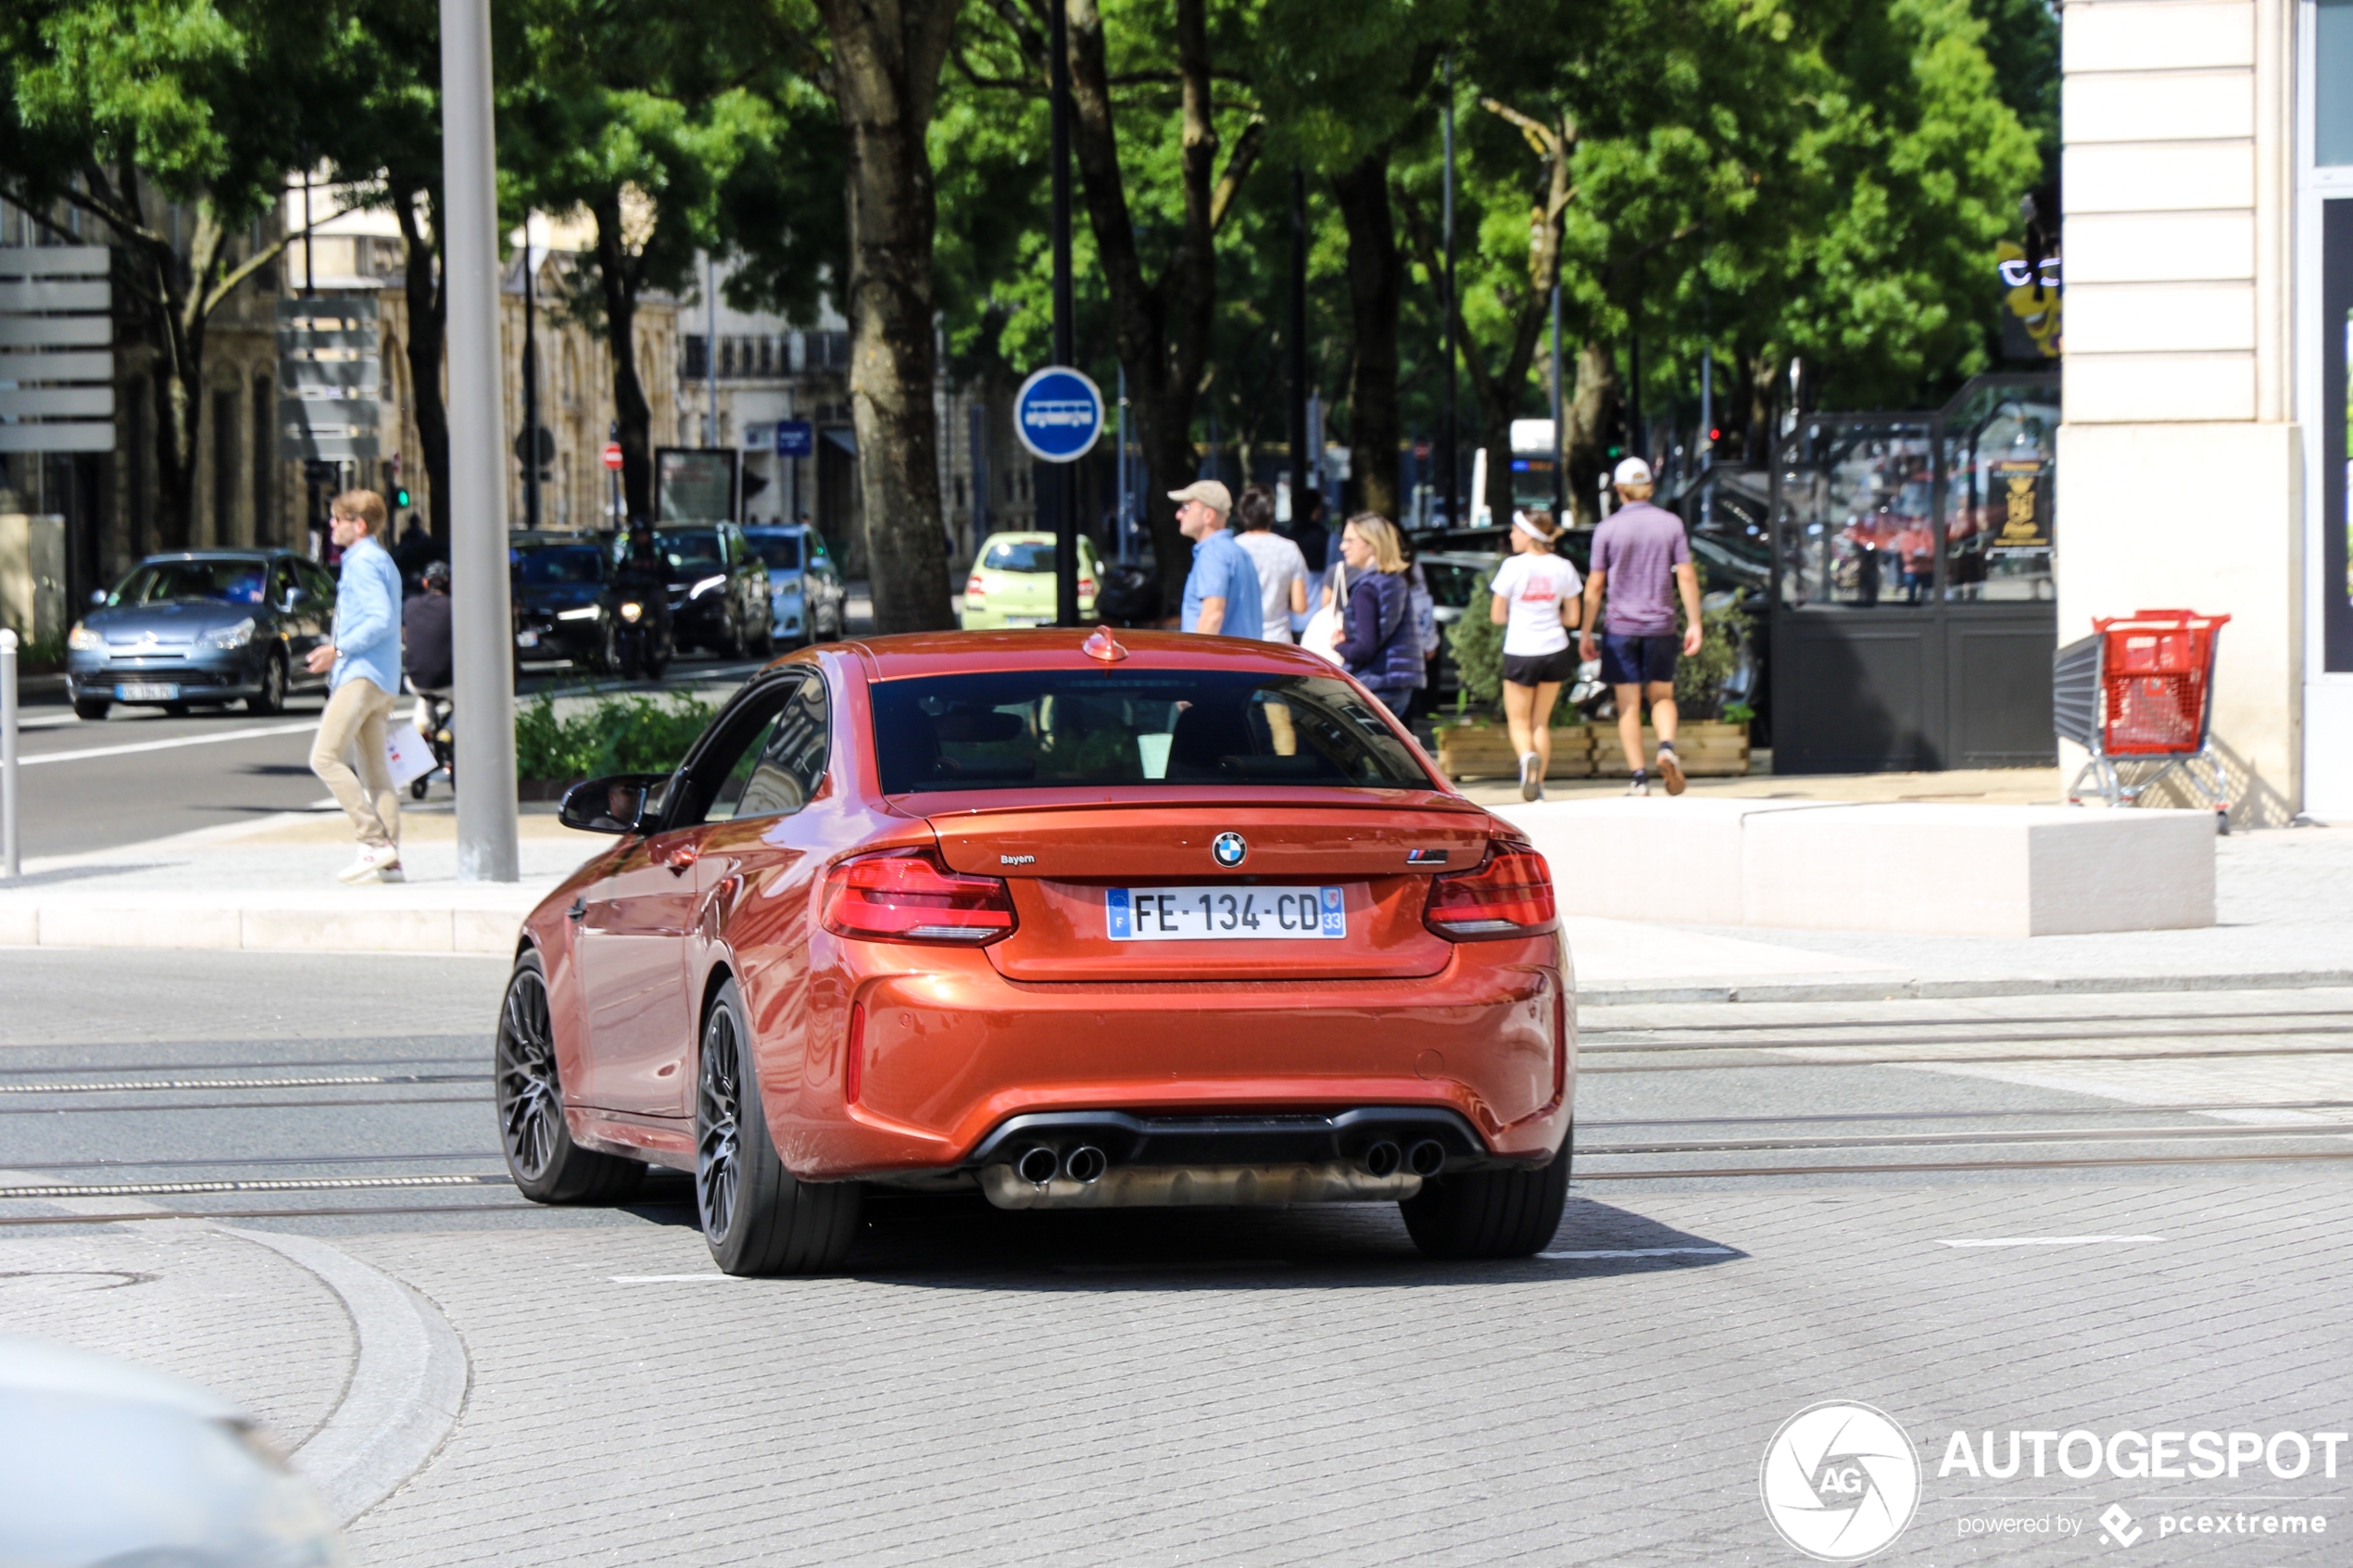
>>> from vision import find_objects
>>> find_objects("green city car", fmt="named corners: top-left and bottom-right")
top-left (959, 532), bottom-right (1101, 629)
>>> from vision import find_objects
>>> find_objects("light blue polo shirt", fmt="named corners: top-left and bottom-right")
top-left (1180, 529), bottom-right (1264, 638)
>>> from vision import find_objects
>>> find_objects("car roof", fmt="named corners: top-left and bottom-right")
top-left (136, 549), bottom-right (277, 562)
top-left (977, 531), bottom-right (1057, 546)
top-left (847, 627), bottom-right (1339, 682)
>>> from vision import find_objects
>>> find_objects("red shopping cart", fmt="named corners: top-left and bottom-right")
top-left (2054, 608), bottom-right (2232, 829)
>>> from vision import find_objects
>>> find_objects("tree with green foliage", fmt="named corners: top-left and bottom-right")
top-left (0, 0), bottom-right (363, 548)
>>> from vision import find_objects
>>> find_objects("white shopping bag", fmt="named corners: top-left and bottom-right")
top-left (1299, 563), bottom-right (1349, 666)
top-left (385, 721), bottom-right (438, 786)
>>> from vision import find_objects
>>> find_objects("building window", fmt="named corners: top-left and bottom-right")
top-left (253, 377), bottom-right (273, 544)
top-left (213, 388), bottom-right (240, 544)
top-left (683, 335), bottom-right (709, 379)
top-left (2322, 200), bottom-right (2353, 670)
top-left (2322, 0), bottom-right (2353, 165)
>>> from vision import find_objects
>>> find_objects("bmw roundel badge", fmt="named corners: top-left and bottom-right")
top-left (1211, 832), bottom-right (1247, 869)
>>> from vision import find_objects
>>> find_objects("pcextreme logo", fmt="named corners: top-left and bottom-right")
top-left (1760, 1402), bottom-right (1923, 1562)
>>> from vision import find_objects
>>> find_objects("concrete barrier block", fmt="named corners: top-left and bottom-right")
top-left (242, 904), bottom-right (455, 953)
top-left (38, 898), bottom-right (241, 949)
top-left (1741, 804), bottom-right (2215, 936)
top-left (0, 900), bottom-right (39, 947)
top-left (1490, 798), bottom-right (1825, 925)
top-left (453, 907), bottom-right (528, 955)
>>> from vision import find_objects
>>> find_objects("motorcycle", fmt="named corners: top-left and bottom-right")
top-left (604, 585), bottom-right (673, 681)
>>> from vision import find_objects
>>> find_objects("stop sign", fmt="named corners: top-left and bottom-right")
top-left (601, 441), bottom-right (623, 471)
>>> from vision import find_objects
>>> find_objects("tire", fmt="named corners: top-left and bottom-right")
top-left (496, 950), bottom-right (646, 1205)
top-left (696, 978), bottom-right (862, 1275)
top-left (71, 696), bottom-right (108, 721)
top-left (409, 775), bottom-right (431, 800)
top-left (1399, 1129), bottom-right (1572, 1261)
top-left (162, 701), bottom-right (191, 717)
top-left (247, 650), bottom-right (288, 715)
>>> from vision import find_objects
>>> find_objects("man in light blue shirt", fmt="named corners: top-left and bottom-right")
top-left (306, 490), bottom-right (408, 883)
top-left (1170, 480), bottom-right (1263, 638)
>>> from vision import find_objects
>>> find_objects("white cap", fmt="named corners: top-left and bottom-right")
top-left (1613, 457), bottom-right (1654, 487)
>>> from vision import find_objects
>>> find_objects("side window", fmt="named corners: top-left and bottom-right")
top-left (270, 561), bottom-right (298, 608)
top-left (694, 674), bottom-right (830, 825)
top-left (296, 559), bottom-right (336, 603)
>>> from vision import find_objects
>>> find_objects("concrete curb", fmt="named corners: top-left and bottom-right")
top-left (0, 890), bottom-right (546, 954)
top-left (224, 1227), bottom-right (471, 1525)
top-left (1579, 969), bottom-right (2353, 1008)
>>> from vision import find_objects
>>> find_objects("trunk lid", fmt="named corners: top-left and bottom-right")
top-left (929, 802), bottom-right (1491, 982)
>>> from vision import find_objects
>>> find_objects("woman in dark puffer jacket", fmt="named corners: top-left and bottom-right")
top-left (1329, 512), bottom-right (1422, 718)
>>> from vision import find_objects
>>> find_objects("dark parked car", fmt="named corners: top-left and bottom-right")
top-left (65, 550), bottom-right (335, 720)
top-left (632, 523), bottom-right (771, 658)
top-left (510, 532), bottom-right (615, 669)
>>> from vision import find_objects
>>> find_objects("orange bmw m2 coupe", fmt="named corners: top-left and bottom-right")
top-left (497, 628), bottom-right (1574, 1273)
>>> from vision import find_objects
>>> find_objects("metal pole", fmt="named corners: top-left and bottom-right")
top-left (1049, 0), bottom-right (1079, 628)
top-left (1549, 282), bottom-right (1565, 519)
top-left (1, 628), bottom-right (18, 880)
top-left (522, 220), bottom-right (540, 530)
top-left (1700, 346), bottom-right (1714, 474)
top-left (1116, 364), bottom-right (1131, 564)
top-left (441, 0), bottom-right (519, 883)
top-left (1290, 167), bottom-right (1309, 535)
top-left (1441, 52), bottom-right (1459, 533)
top-left (705, 252), bottom-right (719, 449)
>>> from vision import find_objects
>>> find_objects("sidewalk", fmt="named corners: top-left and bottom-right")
top-left (0, 804), bottom-right (592, 954)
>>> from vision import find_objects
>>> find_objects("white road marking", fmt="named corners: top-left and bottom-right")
top-left (1936, 1236), bottom-right (2167, 1248)
top-left (21, 721), bottom-right (317, 766)
top-left (1538, 1246), bottom-right (1736, 1260)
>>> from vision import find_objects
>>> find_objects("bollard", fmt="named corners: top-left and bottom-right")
top-left (1, 627), bottom-right (18, 879)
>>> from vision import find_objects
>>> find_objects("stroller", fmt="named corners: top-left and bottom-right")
top-left (2055, 608), bottom-right (2232, 832)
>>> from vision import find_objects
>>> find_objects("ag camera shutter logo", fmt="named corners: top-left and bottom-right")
top-left (1761, 1402), bottom-right (1921, 1561)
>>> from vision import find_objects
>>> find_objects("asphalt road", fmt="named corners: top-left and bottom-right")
top-left (6, 650), bottom-right (776, 862)
top-left (0, 948), bottom-right (2346, 1564)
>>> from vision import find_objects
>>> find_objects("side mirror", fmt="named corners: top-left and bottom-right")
top-left (559, 773), bottom-right (666, 834)
top-left (90, 589), bottom-right (106, 606)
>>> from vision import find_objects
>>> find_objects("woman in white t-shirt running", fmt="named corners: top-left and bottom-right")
top-left (1488, 508), bottom-right (1585, 801)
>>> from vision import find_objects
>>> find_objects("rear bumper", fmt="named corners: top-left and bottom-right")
top-left (762, 935), bottom-right (1573, 1181)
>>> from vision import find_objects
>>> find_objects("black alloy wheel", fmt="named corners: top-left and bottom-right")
top-left (1398, 1126), bottom-right (1573, 1260)
top-left (248, 649), bottom-right (288, 715)
top-left (696, 978), bottom-right (862, 1275)
top-left (495, 950), bottom-right (644, 1205)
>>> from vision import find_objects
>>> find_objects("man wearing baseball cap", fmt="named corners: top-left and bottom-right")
top-left (1168, 479), bottom-right (1264, 638)
top-left (1579, 457), bottom-right (1703, 795)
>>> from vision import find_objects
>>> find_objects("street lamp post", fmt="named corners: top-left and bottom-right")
top-left (1048, 0), bottom-right (1078, 628)
top-left (1441, 51), bottom-right (1459, 533)
top-left (440, 0), bottom-right (520, 883)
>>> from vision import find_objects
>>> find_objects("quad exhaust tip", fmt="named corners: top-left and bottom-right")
top-left (1063, 1146), bottom-right (1108, 1185)
top-left (1406, 1139), bottom-right (1447, 1178)
top-left (1014, 1146), bottom-right (1060, 1185)
top-left (1361, 1140), bottom-right (1402, 1178)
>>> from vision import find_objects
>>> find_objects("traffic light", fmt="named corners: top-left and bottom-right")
top-left (394, 485), bottom-right (411, 508)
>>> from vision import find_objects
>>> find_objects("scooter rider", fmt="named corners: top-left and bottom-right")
top-left (403, 559), bottom-right (455, 736)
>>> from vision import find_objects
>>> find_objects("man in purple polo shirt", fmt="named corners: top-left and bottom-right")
top-left (1579, 458), bottom-right (1703, 796)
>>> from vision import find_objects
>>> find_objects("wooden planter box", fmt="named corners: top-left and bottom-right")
top-left (1588, 721), bottom-right (1751, 777)
top-left (1433, 722), bottom-right (1596, 781)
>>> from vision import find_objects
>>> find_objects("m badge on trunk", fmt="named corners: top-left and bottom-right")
top-left (1211, 832), bottom-right (1247, 869)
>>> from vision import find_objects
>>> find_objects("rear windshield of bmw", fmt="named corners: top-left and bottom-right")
top-left (870, 670), bottom-right (1430, 793)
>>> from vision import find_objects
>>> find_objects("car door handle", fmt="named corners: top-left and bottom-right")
top-left (567, 897), bottom-right (586, 922)
top-left (661, 842), bottom-right (700, 875)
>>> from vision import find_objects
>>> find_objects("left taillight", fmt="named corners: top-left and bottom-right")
top-left (821, 849), bottom-right (1017, 945)
top-left (1423, 845), bottom-right (1557, 940)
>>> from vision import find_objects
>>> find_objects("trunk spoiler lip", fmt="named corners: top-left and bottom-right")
top-left (895, 789), bottom-right (1491, 820)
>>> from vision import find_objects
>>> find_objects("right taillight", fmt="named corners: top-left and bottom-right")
top-left (1423, 846), bottom-right (1557, 940)
top-left (821, 849), bottom-right (1017, 945)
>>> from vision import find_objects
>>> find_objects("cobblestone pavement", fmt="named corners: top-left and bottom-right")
top-left (0, 950), bottom-right (2347, 1565)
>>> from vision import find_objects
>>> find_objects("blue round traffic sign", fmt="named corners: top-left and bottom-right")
top-left (1013, 366), bottom-right (1104, 463)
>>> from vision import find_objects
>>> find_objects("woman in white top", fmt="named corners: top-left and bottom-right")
top-left (1488, 508), bottom-right (1585, 801)
top-left (1231, 484), bottom-right (1309, 642)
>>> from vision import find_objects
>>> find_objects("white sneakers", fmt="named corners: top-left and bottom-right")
top-left (1655, 745), bottom-right (1688, 796)
top-left (336, 845), bottom-right (403, 884)
top-left (1517, 751), bottom-right (1544, 802)
top-left (1626, 772), bottom-right (1651, 797)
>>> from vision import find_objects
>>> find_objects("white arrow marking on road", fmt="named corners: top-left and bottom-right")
top-left (1936, 1236), bottom-right (2167, 1247)
top-left (1538, 1247), bottom-right (1736, 1260)
top-left (19, 720), bottom-right (317, 766)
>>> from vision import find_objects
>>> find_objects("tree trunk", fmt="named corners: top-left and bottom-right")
top-left (1563, 341), bottom-right (1619, 525)
top-left (814, 0), bottom-right (959, 633)
top-left (1063, 0), bottom-right (1257, 611)
top-left (392, 182), bottom-right (451, 546)
top-left (590, 195), bottom-right (656, 525)
top-left (1332, 151), bottom-right (1402, 522)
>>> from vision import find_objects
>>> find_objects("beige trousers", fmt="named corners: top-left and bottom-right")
top-left (310, 678), bottom-right (401, 852)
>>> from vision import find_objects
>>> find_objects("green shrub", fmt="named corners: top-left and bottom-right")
top-left (1673, 590), bottom-right (1752, 721)
top-left (514, 692), bottom-right (718, 782)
